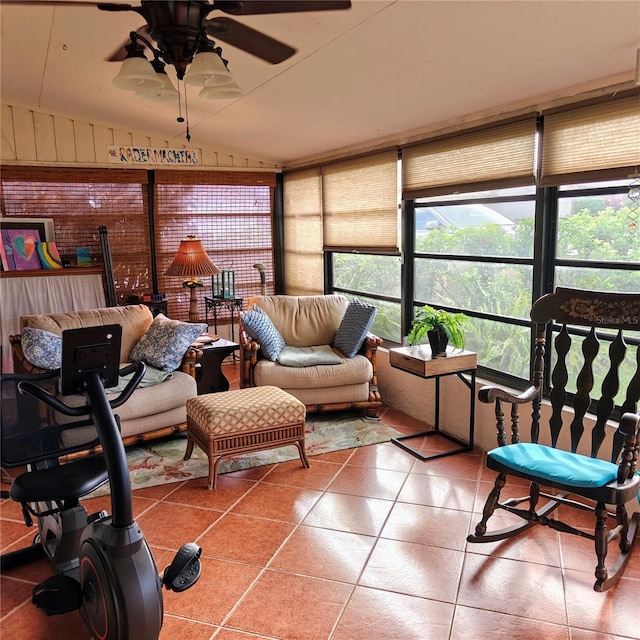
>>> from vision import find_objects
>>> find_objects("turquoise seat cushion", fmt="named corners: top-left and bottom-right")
top-left (488, 443), bottom-right (618, 488)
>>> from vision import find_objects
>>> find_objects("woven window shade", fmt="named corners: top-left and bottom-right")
top-left (282, 168), bottom-right (323, 295)
top-left (154, 170), bottom-right (276, 320)
top-left (1, 167), bottom-right (150, 304)
top-left (402, 118), bottom-right (537, 199)
top-left (322, 151), bottom-right (398, 251)
top-left (540, 95), bottom-right (640, 186)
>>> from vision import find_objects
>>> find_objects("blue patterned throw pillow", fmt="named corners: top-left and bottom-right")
top-left (21, 327), bottom-right (62, 369)
top-left (241, 304), bottom-right (285, 361)
top-left (130, 314), bottom-right (207, 372)
top-left (333, 300), bottom-right (377, 358)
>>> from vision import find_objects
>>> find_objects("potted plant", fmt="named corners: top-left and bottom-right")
top-left (407, 305), bottom-right (468, 354)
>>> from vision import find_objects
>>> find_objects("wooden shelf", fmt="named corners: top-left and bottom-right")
top-left (0, 267), bottom-right (103, 279)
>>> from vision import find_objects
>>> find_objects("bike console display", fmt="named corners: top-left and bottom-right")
top-left (59, 325), bottom-right (122, 395)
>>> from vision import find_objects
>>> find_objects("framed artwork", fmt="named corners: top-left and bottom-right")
top-left (0, 218), bottom-right (55, 271)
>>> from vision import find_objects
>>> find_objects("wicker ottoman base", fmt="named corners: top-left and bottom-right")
top-left (184, 386), bottom-right (309, 489)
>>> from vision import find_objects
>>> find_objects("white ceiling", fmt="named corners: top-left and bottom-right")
top-left (1, 0), bottom-right (639, 167)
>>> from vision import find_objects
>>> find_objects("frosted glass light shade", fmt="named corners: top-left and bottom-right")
top-left (136, 71), bottom-right (179, 101)
top-left (113, 57), bottom-right (164, 91)
top-left (199, 81), bottom-right (243, 100)
top-left (183, 51), bottom-right (232, 87)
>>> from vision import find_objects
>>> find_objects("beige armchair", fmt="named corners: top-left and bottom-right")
top-left (239, 294), bottom-right (383, 417)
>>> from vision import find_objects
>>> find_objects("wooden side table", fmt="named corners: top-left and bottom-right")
top-left (389, 345), bottom-right (477, 460)
top-left (204, 297), bottom-right (243, 363)
top-left (195, 338), bottom-right (240, 395)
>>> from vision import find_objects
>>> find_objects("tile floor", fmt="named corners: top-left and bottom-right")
top-left (1, 364), bottom-right (639, 640)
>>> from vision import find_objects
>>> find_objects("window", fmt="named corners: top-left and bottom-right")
top-left (322, 93), bottom-right (640, 391)
top-left (154, 171), bottom-right (276, 319)
top-left (413, 186), bottom-right (537, 382)
top-left (1, 167), bottom-right (150, 302)
top-left (1, 167), bottom-right (278, 325)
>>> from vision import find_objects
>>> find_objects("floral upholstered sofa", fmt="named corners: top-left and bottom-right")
top-left (239, 294), bottom-right (383, 417)
top-left (10, 304), bottom-right (205, 451)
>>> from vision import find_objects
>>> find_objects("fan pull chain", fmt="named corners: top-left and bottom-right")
top-left (177, 79), bottom-right (185, 124)
top-left (184, 85), bottom-right (191, 142)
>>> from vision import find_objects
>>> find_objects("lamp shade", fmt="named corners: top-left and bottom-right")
top-left (136, 69), bottom-right (179, 101)
top-left (113, 56), bottom-right (164, 91)
top-left (165, 236), bottom-right (221, 277)
top-left (183, 51), bottom-right (233, 87)
top-left (199, 80), bottom-right (243, 100)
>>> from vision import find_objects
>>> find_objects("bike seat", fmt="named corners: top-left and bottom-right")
top-left (9, 456), bottom-right (108, 504)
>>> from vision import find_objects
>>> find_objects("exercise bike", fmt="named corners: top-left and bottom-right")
top-left (1, 325), bottom-right (202, 639)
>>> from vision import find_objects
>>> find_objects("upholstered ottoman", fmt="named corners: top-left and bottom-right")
top-left (184, 386), bottom-right (309, 489)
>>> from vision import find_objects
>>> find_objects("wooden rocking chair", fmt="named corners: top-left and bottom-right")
top-left (468, 287), bottom-right (640, 591)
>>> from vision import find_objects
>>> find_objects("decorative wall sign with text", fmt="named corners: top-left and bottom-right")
top-left (108, 146), bottom-right (200, 165)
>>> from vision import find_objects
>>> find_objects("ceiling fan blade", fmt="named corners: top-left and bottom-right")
top-left (1, 1), bottom-right (108, 6)
top-left (97, 3), bottom-right (136, 11)
top-left (205, 17), bottom-right (296, 64)
top-left (214, 1), bottom-right (351, 15)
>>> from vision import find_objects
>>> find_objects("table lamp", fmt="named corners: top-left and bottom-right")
top-left (165, 235), bottom-right (220, 322)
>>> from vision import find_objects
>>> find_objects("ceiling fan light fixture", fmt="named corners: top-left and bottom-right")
top-left (199, 81), bottom-right (243, 100)
top-left (112, 44), bottom-right (164, 91)
top-left (184, 50), bottom-right (233, 87)
top-left (135, 58), bottom-right (179, 101)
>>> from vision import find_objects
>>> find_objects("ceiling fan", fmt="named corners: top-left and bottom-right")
top-left (6, 1), bottom-right (353, 74)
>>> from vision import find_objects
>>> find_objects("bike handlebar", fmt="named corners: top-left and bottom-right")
top-left (17, 362), bottom-right (146, 416)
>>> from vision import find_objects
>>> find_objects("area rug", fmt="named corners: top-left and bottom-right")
top-left (92, 412), bottom-right (402, 495)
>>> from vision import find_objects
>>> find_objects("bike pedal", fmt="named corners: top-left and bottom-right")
top-left (32, 574), bottom-right (82, 615)
top-left (162, 542), bottom-right (202, 592)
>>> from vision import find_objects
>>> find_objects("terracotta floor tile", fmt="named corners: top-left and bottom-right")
top-left (269, 524), bottom-right (376, 583)
top-left (346, 441), bottom-right (416, 472)
top-left (3, 397), bottom-right (629, 640)
top-left (230, 483), bottom-right (323, 524)
top-left (450, 606), bottom-right (570, 640)
top-left (563, 569), bottom-right (640, 637)
top-left (136, 502), bottom-right (222, 549)
top-left (409, 450), bottom-right (484, 480)
top-left (154, 549), bottom-right (262, 626)
top-left (326, 465), bottom-right (408, 501)
top-left (1, 603), bottom-right (93, 640)
top-left (131, 480), bottom-right (187, 501)
top-left (162, 475), bottom-right (258, 511)
top-left (261, 458), bottom-right (342, 490)
top-left (359, 538), bottom-right (464, 602)
top-left (560, 528), bottom-right (640, 581)
top-left (398, 472), bottom-right (477, 511)
top-left (458, 553), bottom-right (567, 625)
top-left (198, 513), bottom-right (295, 565)
top-left (331, 585), bottom-right (454, 640)
top-left (0, 496), bottom-right (25, 521)
top-left (569, 628), bottom-right (634, 640)
top-left (225, 569), bottom-right (352, 640)
top-left (159, 615), bottom-right (217, 639)
top-left (465, 521), bottom-right (563, 567)
top-left (0, 518), bottom-right (34, 553)
top-left (0, 551), bottom-right (57, 585)
top-left (0, 575), bottom-right (34, 618)
top-left (381, 502), bottom-right (473, 551)
top-left (302, 492), bottom-right (394, 537)
top-left (221, 464), bottom-right (276, 483)
top-left (214, 629), bottom-right (276, 640)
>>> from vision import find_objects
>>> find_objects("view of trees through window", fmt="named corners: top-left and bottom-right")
top-left (331, 179), bottom-right (640, 391)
